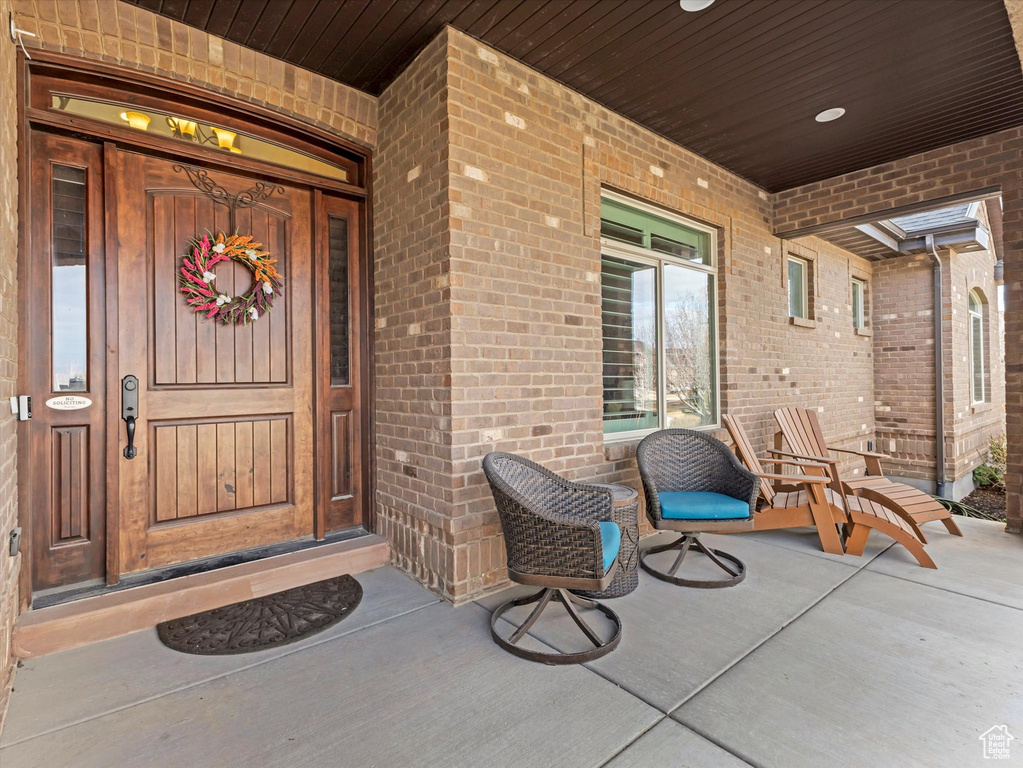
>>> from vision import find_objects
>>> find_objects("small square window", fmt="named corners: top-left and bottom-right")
top-left (787, 257), bottom-right (809, 319)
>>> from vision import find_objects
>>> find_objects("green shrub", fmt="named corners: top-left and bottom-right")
top-left (973, 433), bottom-right (1006, 491)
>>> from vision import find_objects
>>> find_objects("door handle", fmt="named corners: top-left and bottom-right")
top-left (122, 375), bottom-right (139, 459)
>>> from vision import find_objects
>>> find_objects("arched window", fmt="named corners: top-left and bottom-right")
top-left (968, 290), bottom-right (987, 404)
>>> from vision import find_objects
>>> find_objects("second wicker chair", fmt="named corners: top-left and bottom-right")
top-left (636, 429), bottom-right (759, 588)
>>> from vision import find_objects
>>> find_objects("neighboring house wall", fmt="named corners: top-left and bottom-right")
top-left (371, 27), bottom-right (877, 603)
top-left (0, 0), bottom-right (20, 732)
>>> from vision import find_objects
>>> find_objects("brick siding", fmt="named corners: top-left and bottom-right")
top-left (372, 32), bottom-right (455, 596)
top-left (948, 244), bottom-right (1006, 486)
top-left (871, 254), bottom-right (941, 483)
top-left (0, 0), bottom-right (19, 732)
top-left (871, 246), bottom-right (1006, 494)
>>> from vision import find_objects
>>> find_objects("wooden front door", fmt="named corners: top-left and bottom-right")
top-left (114, 150), bottom-right (315, 573)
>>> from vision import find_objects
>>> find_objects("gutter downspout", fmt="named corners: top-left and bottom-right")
top-left (926, 235), bottom-right (950, 498)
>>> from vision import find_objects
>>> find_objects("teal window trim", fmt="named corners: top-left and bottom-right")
top-left (600, 197), bottom-right (711, 266)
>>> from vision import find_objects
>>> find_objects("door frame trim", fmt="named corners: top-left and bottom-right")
top-left (16, 51), bottom-right (376, 609)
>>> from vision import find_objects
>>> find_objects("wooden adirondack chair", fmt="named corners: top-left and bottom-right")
top-left (773, 406), bottom-right (963, 541)
top-left (724, 415), bottom-right (936, 568)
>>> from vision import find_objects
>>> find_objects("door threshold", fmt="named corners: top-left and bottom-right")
top-left (32, 527), bottom-right (371, 610)
top-left (14, 533), bottom-right (389, 659)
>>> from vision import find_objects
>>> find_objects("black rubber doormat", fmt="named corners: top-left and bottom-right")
top-left (157, 574), bottom-right (363, 655)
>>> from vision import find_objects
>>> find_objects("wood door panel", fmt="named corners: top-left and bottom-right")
top-left (117, 150), bottom-right (313, 575)
top-left (50, 426), bottom-right (90, 544)
top-left (149, 193), bottom-right (290, 387)
top-left (150, 416), bottom-right (292, 523)
top-left (331, 411), bottom-right (352, 499)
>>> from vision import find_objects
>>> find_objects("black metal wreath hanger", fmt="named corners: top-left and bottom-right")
top-left (173, 164), bottom-right (285, 231)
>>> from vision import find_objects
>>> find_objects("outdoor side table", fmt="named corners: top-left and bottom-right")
top-left (575, 483), bottom-right (639, 599)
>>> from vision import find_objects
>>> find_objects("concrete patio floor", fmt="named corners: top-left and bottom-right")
top-left (1, 516), bottom-right (1020, 767)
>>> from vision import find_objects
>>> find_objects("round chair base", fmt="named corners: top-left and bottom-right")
top-left (490, 587), bottom-right (622, 665)
top-left (640, 534), bottom-right (746, 589)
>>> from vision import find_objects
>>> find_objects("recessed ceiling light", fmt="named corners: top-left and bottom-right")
top-left (815, 107), bottom-right (846, 123)
top-left (680, 0), bottom-right (715, 11)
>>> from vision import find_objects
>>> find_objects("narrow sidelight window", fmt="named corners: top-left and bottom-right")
top-left (969, 290), bottom-right (986, 404)
top-left (852, 278), bottom-right (866, 329)
top-left (788, 256), bottom-right (808, 319)
top-left (51, 165), bottom-right (88, 392)
top-left (328, 216), bottom-right (350, 386)
top-left (600, 191), bottom-right (718, 437)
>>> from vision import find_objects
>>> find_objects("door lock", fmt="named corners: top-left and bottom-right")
top-left (121, 375), bottom-right (139, 459)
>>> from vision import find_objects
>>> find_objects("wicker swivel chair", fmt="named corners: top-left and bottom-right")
top-left (482, 452), bottom-right (623, 665)
top-left (636, 429), bottom-right (759, 588)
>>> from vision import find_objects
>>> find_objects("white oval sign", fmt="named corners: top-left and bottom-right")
top-left (46, 395), bottom-right (92, 411)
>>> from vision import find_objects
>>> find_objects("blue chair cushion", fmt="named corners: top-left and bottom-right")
top-left (598, 521), bottom-right (621, 572)
top-left (658, 491), bottom-right (750, 520)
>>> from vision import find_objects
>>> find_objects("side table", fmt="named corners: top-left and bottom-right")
top-left (576, 483), bottom-right (639, 599)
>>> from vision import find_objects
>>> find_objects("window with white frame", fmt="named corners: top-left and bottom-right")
top-left (600, 192), bottom-right (718, 437)
top-left (852, 278), bottom-right (866, 329)
top-left (969, 290), bottom-right (987, 404)
top-left (788, 256), bottom-right (809, 319)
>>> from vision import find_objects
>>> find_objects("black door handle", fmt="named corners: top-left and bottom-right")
top-left (124, 416), bottom-right (137, 459)
top-left (122, 375), bottom-right (139, 460)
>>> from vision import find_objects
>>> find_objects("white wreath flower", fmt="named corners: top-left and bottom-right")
top-left (202, 271), bottom-right (217, 282)
top-left (212, 243), bottom-right (226, 253)
top-left (246, 249), bottom-right (258, 260)
top-left (248, 307), bottom-right (259, 320)
top-left (263, 281), bottom-right (274, 294)
top-left (216, 294), bottom-right (231, 306)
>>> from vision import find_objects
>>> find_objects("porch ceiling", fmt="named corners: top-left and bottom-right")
top-left (127, 0), bottom-right (1023, 191)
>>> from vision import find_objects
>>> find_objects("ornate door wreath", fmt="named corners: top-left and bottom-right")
top-left (175, 165), bottom-right (285, 326)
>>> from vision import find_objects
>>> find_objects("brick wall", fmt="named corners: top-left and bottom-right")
top-left (871, 254), bottom-right (940, 484)
top-left (372, 32), bottom-right (455, 596)
top-left (372, 28), bottom-right (876, 602)
top-left (870, 245), bottom-right (1006, 496)
top-left (948, 245), bottom-right (1005, 488)
top-left (774, 130), bottom-right (1023, 533)
top-left (0, 0), bottom-right (20, 732)
top-left (11, 0), bottom-right (377, 147)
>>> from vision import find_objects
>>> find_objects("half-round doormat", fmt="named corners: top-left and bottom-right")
top-left (156, 574), bottom-right (363, 655)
